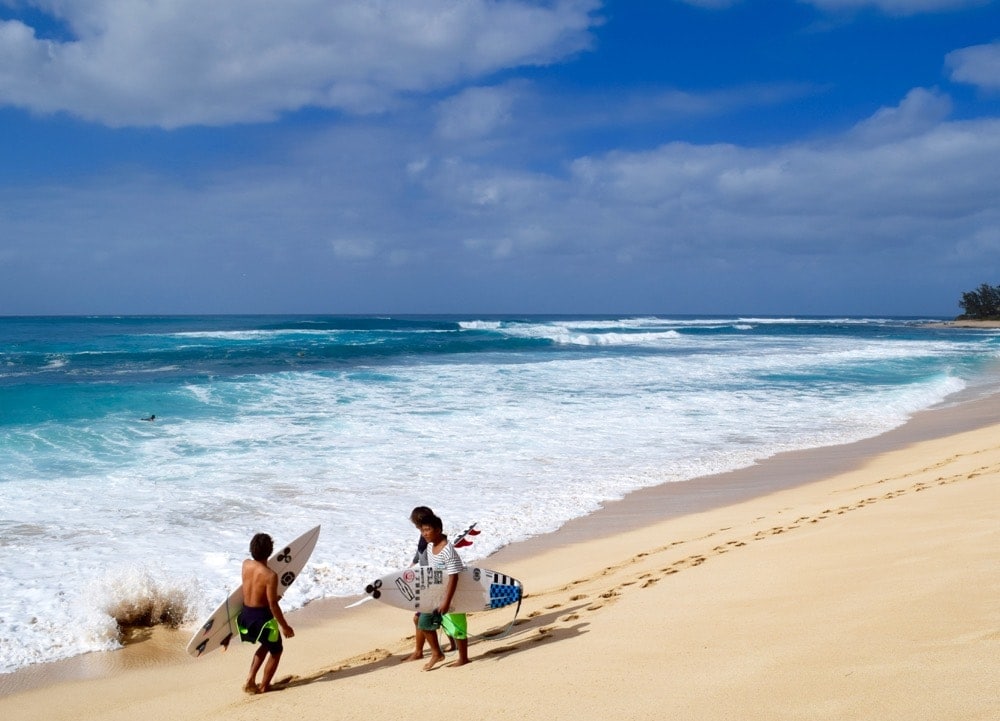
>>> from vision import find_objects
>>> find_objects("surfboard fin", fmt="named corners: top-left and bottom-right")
top-left (454, 522), bottom-right (479, 548)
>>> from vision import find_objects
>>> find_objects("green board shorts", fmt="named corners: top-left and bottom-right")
top-left (417, 611), bottom-right (468, 640)
top-left (441, 613), bottom-right (467, 640)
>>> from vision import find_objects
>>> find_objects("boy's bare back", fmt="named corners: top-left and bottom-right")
top-left (242, 559), bottom-right (277, 607)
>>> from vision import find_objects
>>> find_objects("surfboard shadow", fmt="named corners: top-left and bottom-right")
top-left (267, 603), bottom-right (591, 690)
top-left (472, 602), bottom-right (591, 660)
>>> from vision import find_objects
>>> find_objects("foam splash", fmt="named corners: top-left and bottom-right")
top-left (92, 565), bottom-right (202, 640)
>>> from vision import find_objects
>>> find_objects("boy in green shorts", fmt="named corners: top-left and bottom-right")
top-left (415, 513), bottom-right (469, 669)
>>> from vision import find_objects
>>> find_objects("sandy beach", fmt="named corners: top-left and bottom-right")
top-left (2, 397), bottom-right (998, 721)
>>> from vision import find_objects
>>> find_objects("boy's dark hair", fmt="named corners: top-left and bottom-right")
top-left (249, 533), bottom-right (274, 562)
top-left (422, 514), bottom-right (444, 532)
top-left (410, 506), bottom-right (435, 525)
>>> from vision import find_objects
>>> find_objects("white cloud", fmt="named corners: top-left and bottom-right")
top-left (435, 84), bottom-right (518, 141)
top-left (946, 40), bottom-right (1000, 90)
top-left (848, 87), bottom-right (953, 145)
top-left (2, 86), bottom-right (999, 313)
top-left (331, 238), bottom-right (377, 260)
top-left (455, 88), bottom-right (1000, 262)
top-left (0, 0), bottom-right (599, 128)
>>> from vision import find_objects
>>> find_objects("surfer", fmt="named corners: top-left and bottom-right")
top-left (414, 513), bottom-right (469, 670)
top-left (141, 414), bottom-right (155, 421)
top-left (404, 507), bottom-right (457, 663)
top-left (237, 533), bottom-right (295, 694)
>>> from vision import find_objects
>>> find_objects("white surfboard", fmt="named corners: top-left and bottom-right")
top-left (363, 565), bottom-right (522, 614)
top-left (186, 525), bottom-right (321, 658)
top-left (345, 522), bottom-right (482, 610)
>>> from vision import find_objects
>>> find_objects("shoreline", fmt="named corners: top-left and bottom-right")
top-left (3, 388), bottom-right (999, 701)
top-left (0, 393), bottom-right (1000, 699)
top-left (489, 389), bottom-right (1000, 563)
top-left (925, 319), bottom-right (1000, 328)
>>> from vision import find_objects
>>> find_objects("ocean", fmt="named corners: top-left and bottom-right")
top-left (1, 314), bottom-right (998, 675)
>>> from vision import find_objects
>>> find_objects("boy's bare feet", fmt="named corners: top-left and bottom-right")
top-left (449, 658), bottom-right (469, 668)
top-left (402, 651), bottom-right (423, 663)
top-left (422, 653), bottom-right (445, 671)
top-left (243, 681), bottom-right (260, 695)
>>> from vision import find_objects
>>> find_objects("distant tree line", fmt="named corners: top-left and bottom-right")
top-left (958, 283), bottom-right (1000, 320)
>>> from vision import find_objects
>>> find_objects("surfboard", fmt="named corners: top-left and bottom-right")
top-left (186, 525), bottom-right (321, 658)
top-left (362, 565), bottom-right (522, 614)
top-left (345, 521), bottom-right (482, 609)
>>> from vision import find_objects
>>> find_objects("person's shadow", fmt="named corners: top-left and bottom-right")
top-left (269, 602), bottom-right (591, 689)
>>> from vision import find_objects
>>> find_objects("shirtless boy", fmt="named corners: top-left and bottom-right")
top-left (237, 533), bottom-right (295, 694)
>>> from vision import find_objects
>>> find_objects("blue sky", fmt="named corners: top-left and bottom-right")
top-left (1, 0), bottom-right (999, 316)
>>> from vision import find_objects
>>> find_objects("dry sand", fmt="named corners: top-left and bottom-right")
top-left (2, 398), bottom-right (998, 721)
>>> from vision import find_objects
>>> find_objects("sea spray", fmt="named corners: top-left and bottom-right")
top-left (96, 565), bottom-right (199, 634)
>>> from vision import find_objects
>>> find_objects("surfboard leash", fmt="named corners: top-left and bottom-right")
top-left (478, 589), bottom-right (523, 642)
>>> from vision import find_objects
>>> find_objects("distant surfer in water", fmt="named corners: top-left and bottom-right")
top-left (237, 533), bottom-right (295, 694)
top-left (141, 414), bottom-right (155, 421)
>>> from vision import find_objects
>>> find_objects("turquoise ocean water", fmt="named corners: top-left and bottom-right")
top-left (1, 314), bottom-right (998, 674)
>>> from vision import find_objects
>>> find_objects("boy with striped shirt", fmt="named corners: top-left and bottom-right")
top-left (415, 513), bottom-right (470, 670)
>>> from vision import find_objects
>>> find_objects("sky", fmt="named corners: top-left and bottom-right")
top-left (1, 0), bottom-right (999, 316)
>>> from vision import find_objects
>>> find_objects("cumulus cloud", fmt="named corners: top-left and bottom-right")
top-left (848, 87), bottom-right (953, 144)
top-left (946, 40), bottom-right (1000, 90)
top-left (415, 87), bottom-right (1000, 267)
top-left (4, 86), bottom-right (998, 278)
top-left (0, 0), bottom-right (599, 128)
top-left (435, 83), bottom-right (519, 141)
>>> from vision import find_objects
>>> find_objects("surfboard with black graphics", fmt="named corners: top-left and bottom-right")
top-left (363, 565), bottom-right (522, 614)
top-left (186, 525), bottom-right (320, 658)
